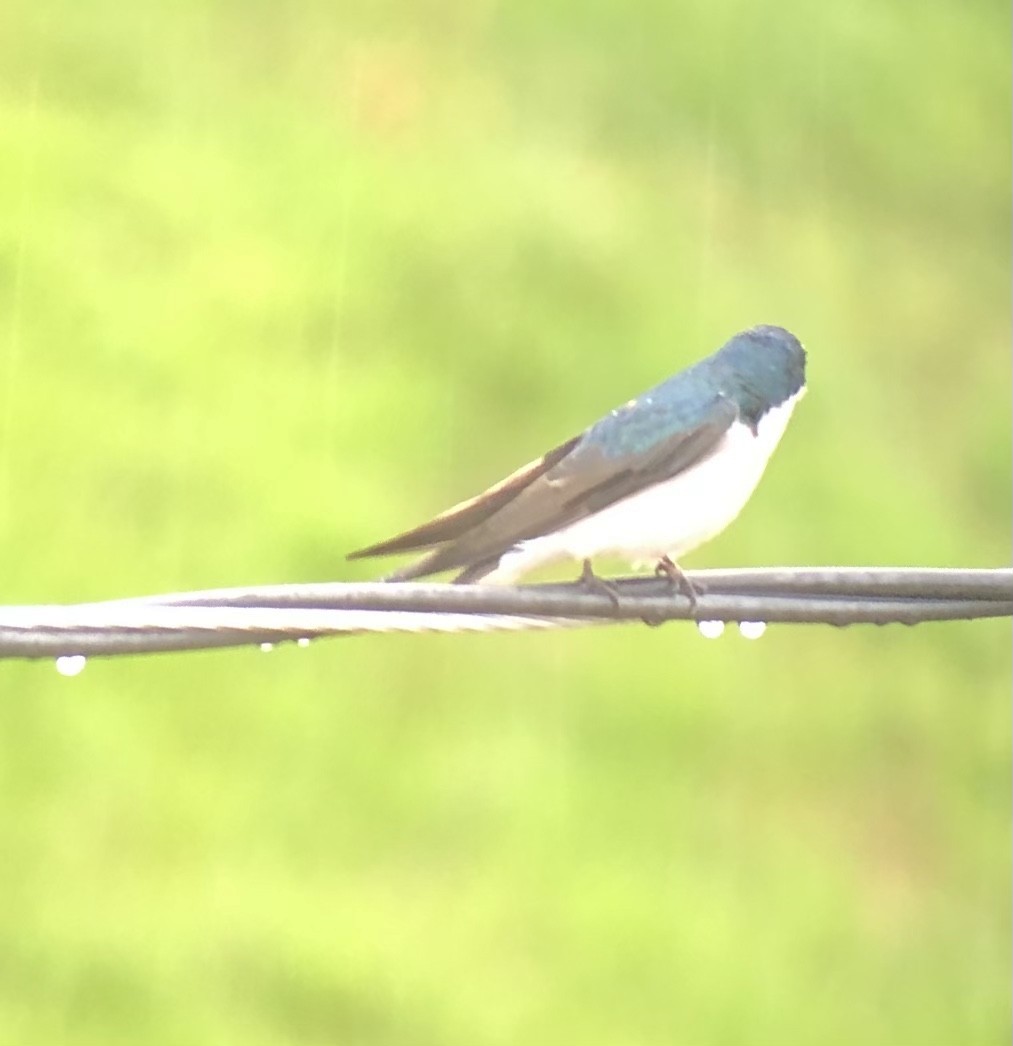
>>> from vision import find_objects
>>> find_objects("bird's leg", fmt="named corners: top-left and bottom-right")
top-left (579, 558), bottom-right (621, 610)
top-left (655, 555), bottom-right (703, 609)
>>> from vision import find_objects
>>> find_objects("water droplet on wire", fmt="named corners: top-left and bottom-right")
top-left (697, 620), bottom-right (725, 639)
top-left (56, 655), bottom-right (87, 676)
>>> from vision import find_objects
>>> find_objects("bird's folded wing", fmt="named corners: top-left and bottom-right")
top-left (347, 434), bottom-right (583, 559)
top-left (349, 393), bottom-right (739, 578)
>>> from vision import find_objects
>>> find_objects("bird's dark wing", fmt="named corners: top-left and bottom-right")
top-left (348, 392), bottom-right (739, 581)
top-left (347, 433), bottom-right (583, 560)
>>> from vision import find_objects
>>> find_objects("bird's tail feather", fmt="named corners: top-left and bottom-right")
top-left (381, 550), bottom-right (446, 582)
top-left (382, 550), bottom-right (503, 584)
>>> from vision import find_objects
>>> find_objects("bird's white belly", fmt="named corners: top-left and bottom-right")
top-left (488, 390), bottom-right (803, 583)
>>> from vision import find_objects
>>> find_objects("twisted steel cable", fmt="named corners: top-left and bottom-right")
top-left (0, 567), bottom-right (1009, 661)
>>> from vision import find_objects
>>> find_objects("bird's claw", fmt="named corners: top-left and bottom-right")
top-left (655, 555), bottom-right (703, 611)
top-left (579, 559), bottom-right (621, 609)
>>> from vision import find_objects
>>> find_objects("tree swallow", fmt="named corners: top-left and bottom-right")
top-left (349, 325), bottom-right (806, 593)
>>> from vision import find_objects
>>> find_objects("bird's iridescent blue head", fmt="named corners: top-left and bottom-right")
top-left (710, 325), bottom-right (806, 426)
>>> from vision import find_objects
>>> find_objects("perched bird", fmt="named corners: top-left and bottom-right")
top-left (349, 325), bottom-right (806, 595)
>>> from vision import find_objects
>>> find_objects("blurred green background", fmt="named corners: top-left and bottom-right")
top-left (0, 0), bottom-right (1010, 1043)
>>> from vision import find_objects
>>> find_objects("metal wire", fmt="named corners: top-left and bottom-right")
top-left (1, 567), bottom-right (1009, 662)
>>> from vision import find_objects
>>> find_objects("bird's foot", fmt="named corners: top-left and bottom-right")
top-left (655, 555), bottom-right (703, 610)
top-left (579, 558), bottom-right (621, 610)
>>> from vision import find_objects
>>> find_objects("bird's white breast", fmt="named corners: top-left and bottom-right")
top-left (487, 388), bottom-right (804, 583)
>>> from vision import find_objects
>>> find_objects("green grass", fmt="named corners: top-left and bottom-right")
top-left (0, 0), bottom-right (1009, 1043)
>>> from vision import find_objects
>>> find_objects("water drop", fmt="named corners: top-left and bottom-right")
top-left (56, 655), bottom-right (87, 676)
top-left (697, 620), bottom-right (725, 639)
top-left (260, 642), bottom-right (274, 652)
top-left (297, 637), bottom-right (311, 648)
top-left (739, 621), bottom-right (767, 640)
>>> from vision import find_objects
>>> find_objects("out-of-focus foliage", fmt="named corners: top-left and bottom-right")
top-left (0, 0), bottom-right (1008, 1043)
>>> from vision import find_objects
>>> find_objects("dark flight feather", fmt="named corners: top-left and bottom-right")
top-left (346, 433), bottom-right (582, 560)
